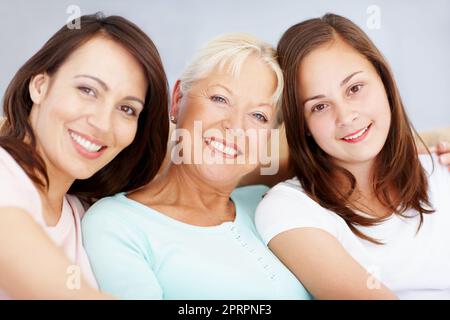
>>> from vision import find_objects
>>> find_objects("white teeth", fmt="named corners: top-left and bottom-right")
top-left (204, 138), bottom-right (238, 156)
top-left (343, 126), bottom-right (369, 140)
top-left (70, 132), bottom-right (103, 152)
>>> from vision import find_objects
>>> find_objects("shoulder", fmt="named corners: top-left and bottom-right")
top-left (82, 193), bottom-right (149, 252)
top-left (419, 153), bottom-right (449, 188)
top-left (255, 177), bottom-right (344, 245)
top-left (418, 153), bottom-right (449, 177)
top-left (231, 184), bottom-right (269, 206)
top-left (65, 194), bottom-right (87, 219)
top-left (419, 153), bottom-right (450, 204)
top-left (0, 146), bottom-right (28, 183)
top-left (231, 184), bottom-right (269, 220)
top-left (82, 193), bottom-right (140, 237)
top-left (0, 147), bottom-right (41, 220)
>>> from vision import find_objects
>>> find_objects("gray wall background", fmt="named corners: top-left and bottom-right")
top-left (1, 0), bottom-right (449, 131)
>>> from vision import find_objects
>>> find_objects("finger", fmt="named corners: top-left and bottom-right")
top-left (436, 141), bottom-right (449, 155)
top-left (428, 146), bottom-right (437, 153)
top-left (438, 153), bottom-right (450, 166)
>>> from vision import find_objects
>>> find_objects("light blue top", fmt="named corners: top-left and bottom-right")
top-left (82, 185), bottom-right (311, 300)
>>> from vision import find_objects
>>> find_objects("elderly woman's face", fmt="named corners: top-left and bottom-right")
top-left (172, 54), bottom-right (277, 185)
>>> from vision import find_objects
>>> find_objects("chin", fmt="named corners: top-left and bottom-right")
top-left (67, 166), bottom-right (99, 180)
top-left (338, 150), bottom-right (380, 166)
top-left (197, 166), bottom-right (241, 185)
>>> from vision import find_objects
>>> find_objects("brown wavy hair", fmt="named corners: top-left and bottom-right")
top-left (0, 13), bottom-right (169, 203)
top-left (277, 13), bottom-right (434, 244)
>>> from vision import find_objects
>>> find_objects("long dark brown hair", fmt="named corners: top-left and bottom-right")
top-left (277, 13), bottom-right (434, 244)
top-left (1, 13), bottom-right (169, 203)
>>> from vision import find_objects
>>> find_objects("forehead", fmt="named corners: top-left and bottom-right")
top-left (197, 56), bottom-right (277, 101)
top-left (54, 36), bottom-right (147, 91)
top-left (298, 39), bottom-right (374, 92)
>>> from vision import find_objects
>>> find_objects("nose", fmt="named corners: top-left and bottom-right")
top-left (87, 104), bottom-right (113, 133)
top-left (335, 102), bottom-right (359, 127)
top-left (222, 110), bottom-right (246, 136)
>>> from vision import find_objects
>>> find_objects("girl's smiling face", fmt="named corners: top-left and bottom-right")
top-left (298, 37), bottom-right (391, 169)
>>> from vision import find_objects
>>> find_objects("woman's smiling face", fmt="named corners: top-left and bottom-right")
top-left (172, 54), bottom-right (278, 185)
top-left (29, 35), bottom-right (148, 181)
top-left (298, 37), bottom-right (391, 169)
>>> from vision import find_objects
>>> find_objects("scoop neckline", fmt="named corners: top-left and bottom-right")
top-left (116, 191), bottom-right (241, 232)
top-left (0, 147), bottom-right (73, 231)
top-left (278, 176), bottom-right (399, 222)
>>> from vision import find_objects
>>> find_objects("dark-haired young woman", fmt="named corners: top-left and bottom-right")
top-left (0, 13), bottom-right (169, 299)
top-left (256, 14), bottom-right (450, 299)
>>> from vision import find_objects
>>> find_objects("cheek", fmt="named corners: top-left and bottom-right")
top-left (367, 87), bottom-right (391, 126)
top-left (178, 104), bottom-right (213, 130)
top-left (44, 89), bottom-right (83, 124)
top-left (308, 115), bottom-right (335, 146)
top-left (114, 121), bottom-right (139, 149)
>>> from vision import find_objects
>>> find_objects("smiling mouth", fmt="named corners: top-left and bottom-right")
top-left (341, 123), bottom-right (372, 142)
top-left (69, 129), bottom-right (107, 155)
top-left (204, 137), bottom-right (242, 159)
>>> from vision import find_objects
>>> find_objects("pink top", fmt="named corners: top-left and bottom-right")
top-left (0, 147), bottom-right (98, 299)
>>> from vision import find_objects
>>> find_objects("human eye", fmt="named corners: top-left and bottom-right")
top-left (119, 105), bottom-right (137, 117)
top-left (252, 112), bottom-right (268, 123)
top-left (210, 95), bottom-right (228, 104)
top-left (311, 103), bottom-right (329, 113)
top-left (77, 86), bottom-right (97, 97)
top-left (348, 83), bottom-right (364, 96)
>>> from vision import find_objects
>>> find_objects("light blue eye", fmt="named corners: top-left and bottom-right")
top-left (253, 113), bottom-right (268, 123)
top-left (210, 95), bottom-right (227, 104)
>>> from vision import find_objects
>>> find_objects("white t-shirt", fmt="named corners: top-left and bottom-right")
top-left (255, 154), bottom-right (450, 299)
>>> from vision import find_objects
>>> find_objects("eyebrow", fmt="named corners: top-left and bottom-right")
top-left (209, 83), bottom-right (233, 95)
top-left (123, 96), bottom-right (145, 107)
top-left (75, 74), bottom-right (145, 106)
top-left (340, 71), bottom-right (363, 87)
top-left (209, 83), bottom-right (273, 107)
top-left (302, 71), bottom-right (364, 106)
top-left (75, 74), bottom-right (109, 91)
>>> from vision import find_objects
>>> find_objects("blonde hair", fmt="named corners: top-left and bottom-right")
top-left (179, 33), bottom-right (283, 111)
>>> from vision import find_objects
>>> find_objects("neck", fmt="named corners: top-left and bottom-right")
top-left (25, 136), bottom-right (75, 223)
top-left (37, 156), bottom-right (75, 220)
top-left (340, 160), bottom-right (374, 195)
top-left (140, 163), bottom-right (238, 219)
top-left (46, 168), bottom-right (74, 212)
top-left (335, 158), bottom-right (386, 216)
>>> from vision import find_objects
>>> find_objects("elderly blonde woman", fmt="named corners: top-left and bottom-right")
top-left (81, 33), bottom-right (311, 299)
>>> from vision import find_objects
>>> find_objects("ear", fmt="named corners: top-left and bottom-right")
top-left (170, 80), bottom-right (183, 124)
top-left (29, 73), bottom-right (50, 105)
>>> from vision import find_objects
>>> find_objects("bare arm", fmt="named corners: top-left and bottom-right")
top-left (268, 228), bottom-right (398, 300)
top-left (0, 207), bottom-right (113, 299)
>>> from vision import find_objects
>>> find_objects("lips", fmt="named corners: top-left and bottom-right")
top-left (69, 129), bottom-right (108, 159)
top-left (341, 123), bottom-right (372, 143)
top-left (204, 136), bottom-right (243, 159)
